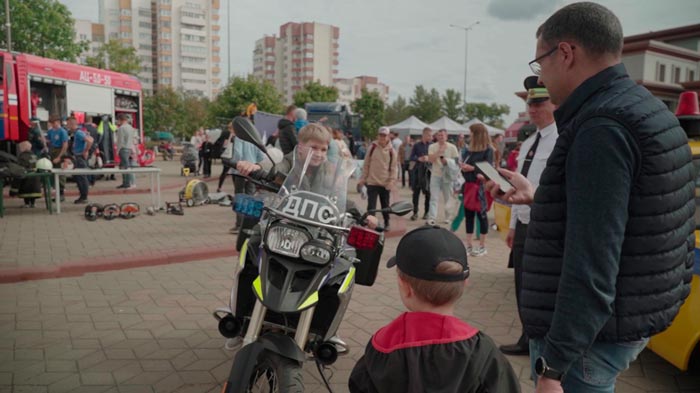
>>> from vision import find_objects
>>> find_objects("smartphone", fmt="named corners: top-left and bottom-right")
top-left (474, 161), bottom-right (514, 194)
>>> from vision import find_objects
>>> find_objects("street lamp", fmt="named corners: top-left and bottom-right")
top-left (450, 21), bottom-right (480, 108)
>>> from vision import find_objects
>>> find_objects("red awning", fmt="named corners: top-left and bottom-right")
top-left (505, 121), bottom-right (528, 140)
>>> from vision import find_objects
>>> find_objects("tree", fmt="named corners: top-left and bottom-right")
top-left (352, 89), bottom-right (385, 140)
top-left (409, 85), bottom-right (442, 124)
top-left (442, 89), bottom-right (463, 121)
top-left (293, 81), bottom-right (339, 107)
top-left (85, 39), bottom-right (141, 75)
top-left (464, 103), bottom-right (511, 129)
top-left (143, 87), bottom-right (184, 136)
top-left (143, 88), bottom-right (212, 138)
top-left (0, 0), bottom-right (86, 61)
top-left (384, 95), bottom-right (412, 125)
top-left (209, 75), bottom-right (284, 123)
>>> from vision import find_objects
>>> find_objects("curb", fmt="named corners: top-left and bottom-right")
top-left (0, 245), bottom-right (236, 284)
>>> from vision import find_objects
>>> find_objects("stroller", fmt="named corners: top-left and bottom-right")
top-left (180, 142), bottom-right (198, 176)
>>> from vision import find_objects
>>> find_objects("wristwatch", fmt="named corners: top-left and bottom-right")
top-left (535, 357), bottom-right (564, 381)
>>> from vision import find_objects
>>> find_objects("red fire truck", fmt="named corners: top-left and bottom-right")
top-left (0, 51), bottom-right (153, 166)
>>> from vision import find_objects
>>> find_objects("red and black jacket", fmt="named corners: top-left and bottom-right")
top-left (349, 312), bottom-right (520, 393)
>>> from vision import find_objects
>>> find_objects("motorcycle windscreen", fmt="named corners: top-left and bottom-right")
top-left (271, 145), bottom-right (355, 221)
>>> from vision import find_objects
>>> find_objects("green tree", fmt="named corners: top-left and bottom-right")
top-left (143, 87), bottom-right (184, 136)
top-left (352, 89), bottom-right (385, 140)
top-left (0, 0), bottom-right (86, 61)
top-left (464, 102), bottom-right (511, 128)
top-left (85, 39), bottom-right (141, 75)
top-left (180, 93), bottom-right (211, 137)
top-left (293, 81), bottom-right (339, 107)
top-left (409, 85), bottom-right (442, 123)
top-left (442, 89), bottom-right (464, 121)
top-left (209, 75), bottom-right (284, 123)
top-left (384, 95), bottom-right (412, 125)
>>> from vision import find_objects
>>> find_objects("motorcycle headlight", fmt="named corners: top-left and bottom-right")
top-left (300, 240), bottom-right (333, 265)
top-left (266, 224), bottom-right (310, 258)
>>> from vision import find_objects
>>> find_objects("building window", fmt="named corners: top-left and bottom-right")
top-left (121, 9), bottom-right (131, 16)
top-left (161, 21), bottom-right (171, 28)
top-left (120, 32), bottom-right (131, 38)
top-left (160, 78), bottom-right (171, 84)
top-left (79, 33), bottom-right (88, 40)
top-left (689, 69), bottom-right (696, 82)
top-left (160, 10), bottom-right (171, 16)
top-left (161, 32), bottom-right (171, 39)
top-left (139, 22), bottom-right (151, 28)
top-left (674, 66), bottom-right (682, 83)
top-left (160, 0), bottom-right (171, 4)
top-left (657, 63), bottom-right (666, 82)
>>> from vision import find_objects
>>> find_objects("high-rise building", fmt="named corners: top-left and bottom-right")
top-left (253, 22), bottom-right (340, 103)
top-left (99, 0), bottom-right (221, 98)
top-left (74, 19), bottom-right (106, 65)
top-left (334, 75), bottom-right (390, 105)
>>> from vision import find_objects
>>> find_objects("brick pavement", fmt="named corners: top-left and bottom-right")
top-left (1, 227), bottom-right (697, 391)
top-left (0, 159), bottom-right (697, 391)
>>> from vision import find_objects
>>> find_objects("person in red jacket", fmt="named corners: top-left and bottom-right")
top-left (349, 226), bottom-right (520, 393)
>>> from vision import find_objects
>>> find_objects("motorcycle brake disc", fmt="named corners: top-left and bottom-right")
top-left (102, 203), bottom-right (121, 220)
top-left (120, 203), bottom-right (140, 219)
top-left (84, 203), bottom-right (103, 221)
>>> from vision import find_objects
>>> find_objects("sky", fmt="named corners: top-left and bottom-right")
top-left (60, 0), bottom-right (700, 124)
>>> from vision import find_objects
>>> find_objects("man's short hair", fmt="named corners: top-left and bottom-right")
top-left (536, 2), bottom-right (623, 57)
top-left (398, 261), bottom-right (466, 306)
top-left (298, 123), bottom-right (331, 145)
top-left (117, 113), bottom-right (130, 122)
top-left (286, 105), bottom-right (297, 115)
top-left (49, 114), bottom-right (61, 123)
top-left (422, 127), bottom-right (432, 134)
top-left (66, 116), bottom-right (77, 122)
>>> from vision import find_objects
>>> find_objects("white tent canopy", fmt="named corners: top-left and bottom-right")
top-left (427, 116), bottom-right (469, 135)
top-left (463, 118), bottom-right (505, 136)
top-left (387, 115), bottom-right (430, 137)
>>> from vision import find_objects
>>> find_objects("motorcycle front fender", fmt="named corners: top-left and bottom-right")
top-left (222, 334), bottom-right (304, 393)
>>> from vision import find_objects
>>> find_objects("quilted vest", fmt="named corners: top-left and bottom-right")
top-left (522, 65), bottom-right (695, 342)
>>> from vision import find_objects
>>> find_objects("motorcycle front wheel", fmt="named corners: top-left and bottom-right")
top-left (247, 351), bottom-right (304, 393)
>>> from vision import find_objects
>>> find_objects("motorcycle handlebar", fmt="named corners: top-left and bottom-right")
top-left (229, 167), bottom-right (280, 192)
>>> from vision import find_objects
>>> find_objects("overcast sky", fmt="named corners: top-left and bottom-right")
top-left (60, 0), bottom-right (700, 123)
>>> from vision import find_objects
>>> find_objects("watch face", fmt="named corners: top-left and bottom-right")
top-left (535, 357), bottom-right (545, 375)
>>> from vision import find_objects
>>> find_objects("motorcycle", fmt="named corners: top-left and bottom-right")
top-left (213, 117), bottom-right (412, 392)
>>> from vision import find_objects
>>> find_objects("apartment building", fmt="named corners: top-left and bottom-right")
top-left (622, 23), bottom-right (700, 110)
top-left (253, 22), bottom-right (340, 103)
top-left (334, 75), bottom-right (390, 105)
top-left (99, 0), bottom-right (221, 98)
top-left (74, 19), bottom-right (106, 65)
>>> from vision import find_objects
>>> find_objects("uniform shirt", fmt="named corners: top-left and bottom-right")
top-left (428, 142), bottom-right (459, 178)
top-left (72, 130), bottom-right (88, 155)
top-left (509, 122), bottom-right (558, 229)
top-left (47, 127), bottom-right (69, 149)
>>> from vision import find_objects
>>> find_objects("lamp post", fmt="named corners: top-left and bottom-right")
top-left (4, 0), bottom-right (11, 51)
top-left (450, 21), bottom-right (480, 108)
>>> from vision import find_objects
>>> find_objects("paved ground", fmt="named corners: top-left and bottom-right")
top-left (0, 157), bottom-right (697, 392)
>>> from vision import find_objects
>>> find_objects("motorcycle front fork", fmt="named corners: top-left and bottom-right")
top-left (242, 299), bottom-right (316, 349)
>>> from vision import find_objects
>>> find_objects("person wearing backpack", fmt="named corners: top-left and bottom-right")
top-left (358, 127), bottom-right (397, 231)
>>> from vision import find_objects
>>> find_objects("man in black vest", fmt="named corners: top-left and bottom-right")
top-left (499, 76), bottom-right (558, 357)
top-left (486, 3), bottom-right (695, 392)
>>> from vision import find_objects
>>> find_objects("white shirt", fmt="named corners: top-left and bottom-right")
top-left (509, 122), bottom-right (558, 229)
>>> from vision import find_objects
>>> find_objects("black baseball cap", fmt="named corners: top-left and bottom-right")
top-left (387, 226), bottom-right (469, 282)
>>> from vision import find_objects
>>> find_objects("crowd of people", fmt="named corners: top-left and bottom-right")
top-left (11, 113), bottom-right (140, 206)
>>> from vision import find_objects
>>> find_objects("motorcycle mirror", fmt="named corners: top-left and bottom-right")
top-left (232, 116), bottom-right (276, 169)
top-left (389, 201), bottom-right (413, 216)
top-left (233, 116), bottom-right (267, 153)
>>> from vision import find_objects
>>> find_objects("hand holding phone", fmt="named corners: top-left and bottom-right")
top-left (475, 161), bottom-right (514, 194)
top-left (478, 165), bottom-right (536, 205)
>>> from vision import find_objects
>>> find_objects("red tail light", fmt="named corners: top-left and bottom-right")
top-left (347, 226), bottom-right (380, 250)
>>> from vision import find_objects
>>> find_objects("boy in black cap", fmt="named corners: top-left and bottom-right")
top-left (349, 226), bottom-right (520, 393)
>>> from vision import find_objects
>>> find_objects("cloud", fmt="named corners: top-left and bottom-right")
top-left (487, 0), bottom-right (563, 21)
